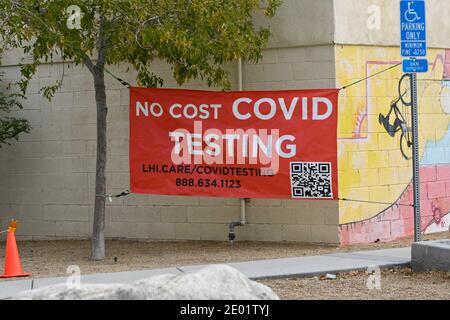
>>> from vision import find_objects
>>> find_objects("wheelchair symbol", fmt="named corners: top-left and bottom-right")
top-left (405, 2), bottom-right (421, 23)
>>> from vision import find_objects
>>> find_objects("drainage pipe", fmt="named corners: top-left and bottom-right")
top-left (238, 57), bottom-right (246, 226)
top-left (228, 58), bottom-right (247, 246)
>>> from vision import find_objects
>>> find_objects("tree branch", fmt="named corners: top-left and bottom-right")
top-left (83, 55), bottom-right (95, 74)
top-left (96, 16), bottom-right (108, 69)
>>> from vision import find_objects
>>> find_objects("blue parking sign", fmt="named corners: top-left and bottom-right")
top-left (402, 59), bottom-right (429, 73)
top-left (400, 0), bottom-right (427, 57)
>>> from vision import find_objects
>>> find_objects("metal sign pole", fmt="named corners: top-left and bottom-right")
top-left (410, 72), bottom-right (421, 242)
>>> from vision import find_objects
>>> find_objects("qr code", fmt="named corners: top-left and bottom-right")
top-left (290, 162), bottom-right (333, 199)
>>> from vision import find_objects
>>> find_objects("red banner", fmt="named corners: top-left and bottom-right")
top-left (130, 87), bottom-right (339, 200)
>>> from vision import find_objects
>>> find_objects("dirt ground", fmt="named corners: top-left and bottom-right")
top-left (260, 268), bottom-right (450, 300)
top-left (0, 231), bottom-right (449, 281)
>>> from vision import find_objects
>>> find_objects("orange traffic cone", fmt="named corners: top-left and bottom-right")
top-left (0, 220), bottom-right (30, 278)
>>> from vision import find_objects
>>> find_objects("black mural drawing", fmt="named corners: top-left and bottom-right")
top-left (378, 74), bottom-right (413, 160)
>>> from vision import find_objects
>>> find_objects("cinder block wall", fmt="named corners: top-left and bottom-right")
top-left (0, 44), bottom-right (339, 244)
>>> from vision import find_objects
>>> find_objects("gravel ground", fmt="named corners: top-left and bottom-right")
top-left (0, 231), bottom-right (449, 281)
top-left (260, 268), bottom-right (450, 300)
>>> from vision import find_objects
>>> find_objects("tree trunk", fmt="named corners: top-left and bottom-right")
top-left (90, 66), bottom-right (107, 260)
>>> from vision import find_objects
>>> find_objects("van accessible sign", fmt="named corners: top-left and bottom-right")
top-left (129, 87), bottom-right (339, 200)
top-left (400, 0), bottom-right (426, 58)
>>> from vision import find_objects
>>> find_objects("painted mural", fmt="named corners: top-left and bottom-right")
top-left (336, 46), bottom-right (450, 245)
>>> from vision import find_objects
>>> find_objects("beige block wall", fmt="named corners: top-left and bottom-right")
top-left (0, 0), bottom-right (430, 245)
top-left (0, 44), bottom-right (339, 244)
top-left (334, 0), bottom-right (450, 48)
top-left (255, 0), bottom-right (335, 48)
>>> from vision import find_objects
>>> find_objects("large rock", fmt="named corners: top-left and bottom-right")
top-left (17, 265), bottom-right (279, 300)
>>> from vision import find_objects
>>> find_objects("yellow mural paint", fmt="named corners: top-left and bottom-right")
top-left (336, 46), bottom-right (450, 225)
